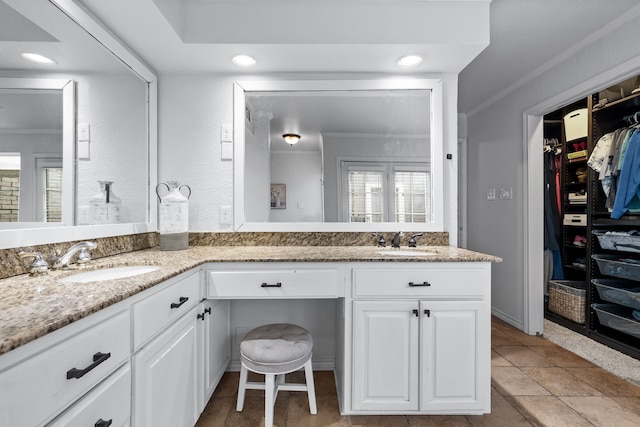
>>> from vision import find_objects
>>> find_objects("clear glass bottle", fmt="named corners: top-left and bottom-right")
top-left (157, 181), bottom-right (191, 250)
top-left (89, 181), bottom-right (121, 224)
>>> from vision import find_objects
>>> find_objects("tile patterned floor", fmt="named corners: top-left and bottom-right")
top-left (195, 317), bottom-right (640, 426)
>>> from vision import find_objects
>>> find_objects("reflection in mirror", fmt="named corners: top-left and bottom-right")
top-left (234, 79), bottom-right (444, 232)
top-left (245, 90), bottom-right (431, 223)
top-left (0, 87), bottom-right (62, 223)
top-left (0, 0), bottom-right (157, 248)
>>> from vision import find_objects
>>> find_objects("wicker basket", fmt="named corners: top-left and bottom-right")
top-left (548, 281), bottom-right (586, 324)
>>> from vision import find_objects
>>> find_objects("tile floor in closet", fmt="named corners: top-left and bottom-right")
top-left (195, 316), bottom-right (640, 426)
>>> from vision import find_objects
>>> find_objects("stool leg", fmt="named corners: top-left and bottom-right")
top-left (304, 359), bottom-right (317, 415)
top-left (265, 373), bottom-right (275, 427)
top-left (236, 364), bottom-right (248, 412)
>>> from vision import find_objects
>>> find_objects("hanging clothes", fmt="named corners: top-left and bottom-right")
top-left (611, 129), bottom-right (640, 218)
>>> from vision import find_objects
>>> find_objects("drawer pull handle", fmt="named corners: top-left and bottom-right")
top-left (67, 352), bottom-right (111, 380)
top-left (412, 309), bottom-right (419, 317)
top-left (261, 282), bottom-right (282, 288)
top-left (170, 296), bottom-right (189, 309)
top-left (408, 281), bottom-right (431, 287)
top-left (95, 419), bottom-right (113, 427)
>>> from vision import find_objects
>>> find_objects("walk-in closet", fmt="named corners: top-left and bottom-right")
top-left (543, 74), bottom-right (640, 360)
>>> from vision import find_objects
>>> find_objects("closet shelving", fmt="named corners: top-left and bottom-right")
top-left (587, 87), bottom-right (640, 360)
top-left (544, 77), bottom-right (640, 360)
top-left (543, 99), bottom-right (590, 334)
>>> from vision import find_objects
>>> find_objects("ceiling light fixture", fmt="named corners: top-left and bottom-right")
top-left (396, 54), bottom-right (422, 68)
top-left (282, 133), bottom-right (300, 145)
top-left (21, 52), bottom-right (57, 65)
top-left (232, 55), bottom-right (256, 67)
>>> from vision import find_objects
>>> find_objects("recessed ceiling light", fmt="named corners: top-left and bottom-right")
top-left (21, 52), bottom-right (57, 65)
top-left (232, 55), bottom-right (256, 67)
top-left (396, 55), bottom-right (422, 68)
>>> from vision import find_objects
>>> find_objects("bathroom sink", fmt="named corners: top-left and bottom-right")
top-left (377, 250), bottom-right (435, 257)
top-left (59, 265), bottom-right (161, 284)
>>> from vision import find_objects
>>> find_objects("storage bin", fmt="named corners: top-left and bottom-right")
top-left (592, 254), bottom-right (640, 282)
top-left (593, 278), bottom-right (640, 310)
top-left (593, 230), bottom-right (640, 254)
top-left (563, 109), bottom-right (588, 142)
top-left (592, 304), bottom-right (640, 339)
top-left (548, 280), bottom-right (586, 324)
top-left (563, 214), bottom-right (587, 226)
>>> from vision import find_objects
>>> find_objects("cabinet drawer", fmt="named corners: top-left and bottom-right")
top-left (353, 266), bottom-right (487, 298)
top-left (49, 364), bottom-right (131, 427)
top-left (208, 269), bottom-right (338, 298)
top-left (0, 310), bottom-right (130, 427)
top-left (133, 272), bottom-right (200, 349)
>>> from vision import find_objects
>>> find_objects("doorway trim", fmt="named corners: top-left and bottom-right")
top-left (522, 61), bottom-right (640, 335)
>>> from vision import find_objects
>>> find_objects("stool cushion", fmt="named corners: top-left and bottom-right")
top-left (240, 324), bottom-right (313, 374)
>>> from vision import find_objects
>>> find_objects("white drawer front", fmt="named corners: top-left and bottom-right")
top-left (0, 310), bottom-right (130, 427)
top-left (49, 364), bottom-right (131, 427)
top-left (133, 272), bottom-right (200, 349)
top-left (353, 266), bottom-right (487, 298)
top-left (208, 269), bottom-right (338, 298)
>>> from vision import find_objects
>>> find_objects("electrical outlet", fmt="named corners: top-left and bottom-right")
top-left (486, 188), bottom-right (496, 201)
top-left (500, 187), bottom-right (513, 200)
top-left (220, 124), bottom-right (232, 142)
top-left (78, 123), bottom-right (90, 142)
top-left (219, 206), bottom-right (232, 225)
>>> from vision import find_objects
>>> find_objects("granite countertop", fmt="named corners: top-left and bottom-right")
top-left (0, 245), bottom-right (500, 356)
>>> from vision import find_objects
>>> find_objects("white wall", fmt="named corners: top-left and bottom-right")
top-left (465, 13), bottom-right (640, 329)
top-left (269, 151), bottom-right (323, 222)
top-left (159, 73), bottom-right (459, 241)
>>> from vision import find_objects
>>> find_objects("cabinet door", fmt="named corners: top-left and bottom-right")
top-left (198, 299), bottom-right (230, 410)
top-left (134, 307), bottom-right (199, 427)
top-left (420, 300), bottom-right (489, 412)
top-left (352, 300), bottom-right (419, 411)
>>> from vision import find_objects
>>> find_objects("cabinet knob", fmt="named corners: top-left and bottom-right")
top-left (412, 309), bottom-right (419, 317)
top-left (424, 309), bottom-right (431, 317)
top-left (197, 312), bottom-right (205, 321)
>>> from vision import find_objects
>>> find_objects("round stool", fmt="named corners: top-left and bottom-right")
top-left (236, 323), bottom-right (317, 427)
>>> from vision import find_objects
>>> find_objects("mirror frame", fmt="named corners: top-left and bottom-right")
top-left (233, 78), bottom-right (444, 232)
top-left (0, 0), bottom-right (157, 249)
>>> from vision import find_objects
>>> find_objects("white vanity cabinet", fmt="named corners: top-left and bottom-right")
top-left (0, 309), bottom-right (130, 427)
top-left (349, 263), bottom-right (491, 415)
top-left (132, 271), bottom-right (201, 427)
top-left (197, 298), bottom-right (230, 410)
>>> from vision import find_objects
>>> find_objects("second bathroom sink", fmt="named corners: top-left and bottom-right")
top-left (59, 265), bottom-right (161, 284)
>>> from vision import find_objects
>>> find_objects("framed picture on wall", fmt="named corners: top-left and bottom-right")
top-left (270, 183), bottom-right (286, 209)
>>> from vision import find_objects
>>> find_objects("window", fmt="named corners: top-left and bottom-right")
top-left (35, 157), bottom-right (62, 222)
top-left (341, 161), bottom-right (430, 222)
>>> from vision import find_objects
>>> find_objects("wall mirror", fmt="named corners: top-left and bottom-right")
top-left (233, 79), bottom-right (443, 232)
top-left (0, 0), bottom-right (157, 249)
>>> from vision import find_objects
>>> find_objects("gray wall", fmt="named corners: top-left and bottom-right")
top-left (464, 13), bottom-right (640, 329)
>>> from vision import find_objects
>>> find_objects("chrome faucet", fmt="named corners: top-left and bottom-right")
top-left (392, 232), bottom-right (403, 248)
top-left (52, 241), bottom-right (98, 269)
top-left (408, 233), bottom-right (424, 247)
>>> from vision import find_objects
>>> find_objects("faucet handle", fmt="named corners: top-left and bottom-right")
top-left (408, 233), bottom-right (424, 248)
top-left (18, 251), bottom-right (49, 276)
top-left (76, 247), bottom-right (92, 264)
top-left (371, 233), bottom-right (386, 247)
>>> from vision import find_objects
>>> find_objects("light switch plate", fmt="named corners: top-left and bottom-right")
top-left (221, 141), bottom-right (232, 161)
top-left (78, 141), bottom-right (90, 160)
top-left (219, 206), bottom-right (232, 224)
